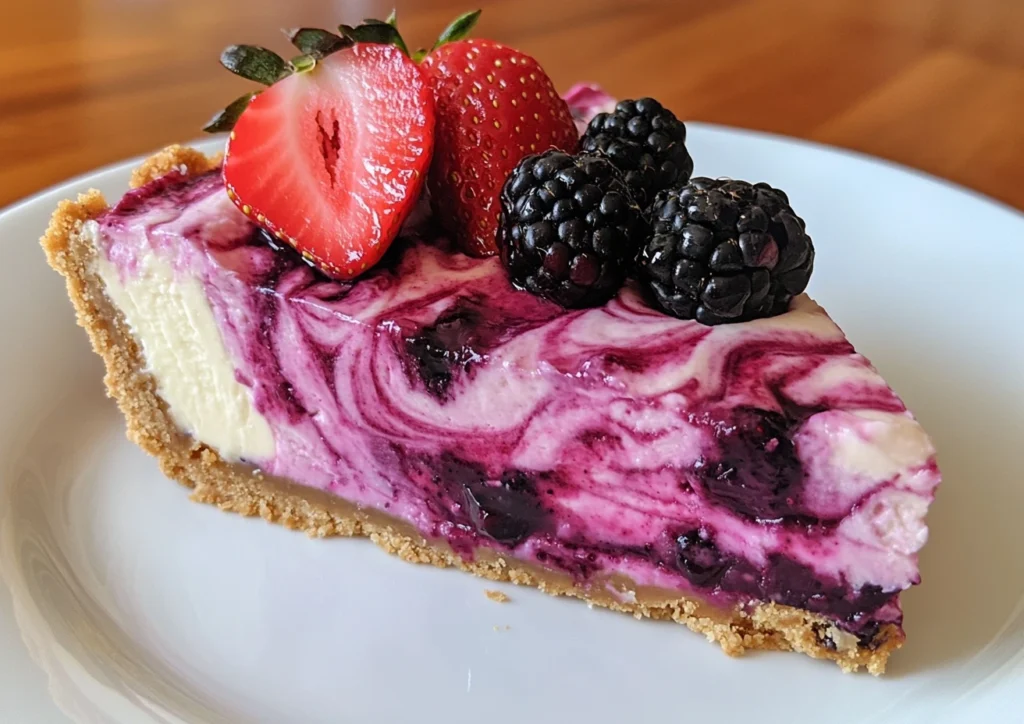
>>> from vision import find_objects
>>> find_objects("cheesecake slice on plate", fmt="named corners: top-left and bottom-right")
top-left (42, 145), bottom-right (939, 675)
top-left (39, 17), bottom-right (940, 676)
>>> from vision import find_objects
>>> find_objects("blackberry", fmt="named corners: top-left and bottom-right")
top-left (639, 178), bottom-right (814, 325)
top-left (498, 150), bottom-right (647, 308)
top-left (580, 98), bottom-right (694, 208)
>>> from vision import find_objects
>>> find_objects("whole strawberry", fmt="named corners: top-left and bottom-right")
top-left (421, 37), bottom-right (579, 256)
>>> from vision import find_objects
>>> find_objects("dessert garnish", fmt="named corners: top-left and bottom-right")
top-left (337, 10), bottom-right (582, 256)
top-left (205, 36), bottom-right (434, 279)
top-left (421, 37), bottom-right (580, 256)
top-left (497, 150), bottom-right (646, 307)
top-left (204, 9), bottom-right (578, 275)
top-left (639, 178), bottom-right (815, 324)
top-left (200, 8), bottom-right (815, 325)
top-left (580, 97), bottom-right (694, 208)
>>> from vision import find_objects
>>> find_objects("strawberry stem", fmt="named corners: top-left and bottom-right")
top-left (290, 54), bottom-right (317, 74)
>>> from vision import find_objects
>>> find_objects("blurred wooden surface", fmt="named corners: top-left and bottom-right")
top-left (1, 0), bottom-right (1022, 208)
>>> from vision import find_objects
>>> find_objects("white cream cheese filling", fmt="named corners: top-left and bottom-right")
top-left (85, 221), bottom-right (275, 462)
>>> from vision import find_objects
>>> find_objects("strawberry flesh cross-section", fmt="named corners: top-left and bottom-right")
top-left (223, 44), bottom-right (435, 280)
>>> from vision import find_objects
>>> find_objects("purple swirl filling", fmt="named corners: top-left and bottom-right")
top-left (93, 163), bottom-right (940, 640)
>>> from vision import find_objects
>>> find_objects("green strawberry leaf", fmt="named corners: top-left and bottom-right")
top-left (385, 8), bottom-right (398, 26)
top-left (202, 92), bottom-right (257, 133)
top-left (432, 9), bottom-right (481, 50)
top-left (287, 28), bottom-right (351, 59)
top-left (219, 45), bottom-right (290, 85)
top-left (340, 20), bottom-right (410, 57)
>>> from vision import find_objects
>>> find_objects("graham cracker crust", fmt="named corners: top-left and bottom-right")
top-left (39, 145), bottom-right (902, 675)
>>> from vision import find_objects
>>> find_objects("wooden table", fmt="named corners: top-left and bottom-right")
top-left (2, 0), bottom-right (1022, 209)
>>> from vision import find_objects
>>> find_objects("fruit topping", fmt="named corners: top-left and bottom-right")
top-left (497, 150), bottom-right (646, 308)
top-left (580, 98), bottom-right (693, 209)
top-left (639, 178), bottom-right (814, 324)
top-left (203, 13), bottom-right (809, 329)
top-left (422, 37), bottom-right (580, 256)
top-left (207, 36), bottom-right (435, 280)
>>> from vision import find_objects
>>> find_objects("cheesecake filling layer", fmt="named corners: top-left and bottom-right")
top-left (93, 246), bottom-right (276, 461)
top-left (86, 162), bottom-right (941, 641)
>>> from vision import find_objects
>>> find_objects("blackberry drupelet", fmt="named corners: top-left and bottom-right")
top-left (639, 178), bottom-right (814, 325)
top-left (498, 150), bottom-right (647, 308)
top-left (580, 98), bottom-right (694, 208)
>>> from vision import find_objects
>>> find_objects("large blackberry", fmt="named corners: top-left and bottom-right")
top-left (498, 150), bottom-right (647, 308)
top-left (580, 98), bottom-right (694, 208)
top-left (639, 178), bottom-right (814, 325)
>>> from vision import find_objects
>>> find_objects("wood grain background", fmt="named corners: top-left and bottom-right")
top-left (1, 0), bottom-right (1022, 209)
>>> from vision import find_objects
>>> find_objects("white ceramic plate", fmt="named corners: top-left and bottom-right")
top-left (1, 129), bottom-right (1023, 724)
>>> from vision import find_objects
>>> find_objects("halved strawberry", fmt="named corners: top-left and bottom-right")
top-left (421, 39), bottom-right (579, 257)
top-left (212, 42), bottom-right (434, 279)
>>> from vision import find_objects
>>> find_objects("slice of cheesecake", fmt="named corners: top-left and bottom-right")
top-left (42, 145), bottom-right (940, 675)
